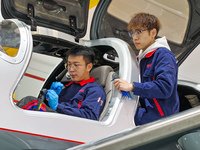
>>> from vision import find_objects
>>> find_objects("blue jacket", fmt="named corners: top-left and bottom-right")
top-left (56, 77), bottom-right (106, 120)
top-left (134, 37), bottom-right (179, 125)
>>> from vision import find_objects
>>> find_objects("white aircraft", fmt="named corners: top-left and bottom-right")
top-left (0, 0), bottom-right (199, 149)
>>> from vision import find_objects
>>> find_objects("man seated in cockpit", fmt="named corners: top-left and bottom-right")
top-left (17, 45), bottom-right (106, 120)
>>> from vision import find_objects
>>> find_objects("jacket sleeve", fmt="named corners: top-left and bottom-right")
top-left (56, 86), bottom-right (106, 120)
top-left (134, 52), bottom-right (178, 99)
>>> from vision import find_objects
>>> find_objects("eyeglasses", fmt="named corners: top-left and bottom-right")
top-left (128, 29), bottom-right (149, 38)
top-left (67, 63), bottom-right (87, 70)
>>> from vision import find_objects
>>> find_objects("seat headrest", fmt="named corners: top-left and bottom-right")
top-left (90, 65), bottom-right (113, 87)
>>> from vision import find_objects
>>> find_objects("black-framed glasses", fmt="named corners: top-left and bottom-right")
top-left (128, 29), bottom-right (149, 38)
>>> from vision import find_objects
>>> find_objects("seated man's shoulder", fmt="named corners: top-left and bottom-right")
top-left (86, 82), bottom-right (105, 93)
top-left (88, 81), bottom-right (104, 88)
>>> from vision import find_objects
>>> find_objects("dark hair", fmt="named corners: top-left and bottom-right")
top-left (66, 45), bottom-right (95, 64)
top-left (128, 13), bottom-right (161, 35)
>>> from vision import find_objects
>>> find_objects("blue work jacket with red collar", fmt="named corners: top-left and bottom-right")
top-left (134, 46), bottom-right (179, 125)
top-left (56, 77), bottom-right (106, 120)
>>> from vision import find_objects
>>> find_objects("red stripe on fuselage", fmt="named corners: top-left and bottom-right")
top-left (24, 73), bottom-right (45, 82)
top-left (0, 127), bottom-right (85, 144)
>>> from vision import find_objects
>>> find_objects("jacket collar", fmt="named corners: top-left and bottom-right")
top-left (145, 49), bottom-right (157, 58)
top-left (65, 77), bottom-right (95, 87)
top-left (138, 36), bottom-right (171, 63)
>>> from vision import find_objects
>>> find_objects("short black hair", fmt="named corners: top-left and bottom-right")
top-left (66, 45), bottom-right (95, 64)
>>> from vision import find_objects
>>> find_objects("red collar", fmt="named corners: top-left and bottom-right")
top-left (136, 49), bottom-right (157, 59)
top-left (145, 49), bottom-right (157, 58)
top-left (65, 77), bottom-right (95, 87)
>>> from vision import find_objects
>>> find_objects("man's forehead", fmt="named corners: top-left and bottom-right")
top-left (68, 55), bottom-right (85, 63)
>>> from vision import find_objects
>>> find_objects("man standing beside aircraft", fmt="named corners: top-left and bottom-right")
top-left (113, 13), bottom-right (179, 125)
top-left (18, 45), bottom-right (106, 120)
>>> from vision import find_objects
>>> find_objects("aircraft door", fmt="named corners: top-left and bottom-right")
top-left (0, 19), bottom-right (32, 103)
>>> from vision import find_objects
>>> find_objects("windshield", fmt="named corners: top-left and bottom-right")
top-left (95, 0), bottom-right (189, 57)
top-left (107, 0), bottom-right (189, 44)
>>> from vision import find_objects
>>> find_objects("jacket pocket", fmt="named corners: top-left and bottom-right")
top-left (71, 91), bottom-right (86, 102)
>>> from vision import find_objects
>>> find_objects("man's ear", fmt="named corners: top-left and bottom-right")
top-left (151, 28), bottom-right (157, 38)
top-left (87, 63), bottom-right (93, 72)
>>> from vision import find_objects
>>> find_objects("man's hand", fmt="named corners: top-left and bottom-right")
top-left (50, 82), bottom-right (64, 95)
top-left (46, 90), bottom-right (58, 110)
top-left (113, 79), bottom-right (133, 92)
